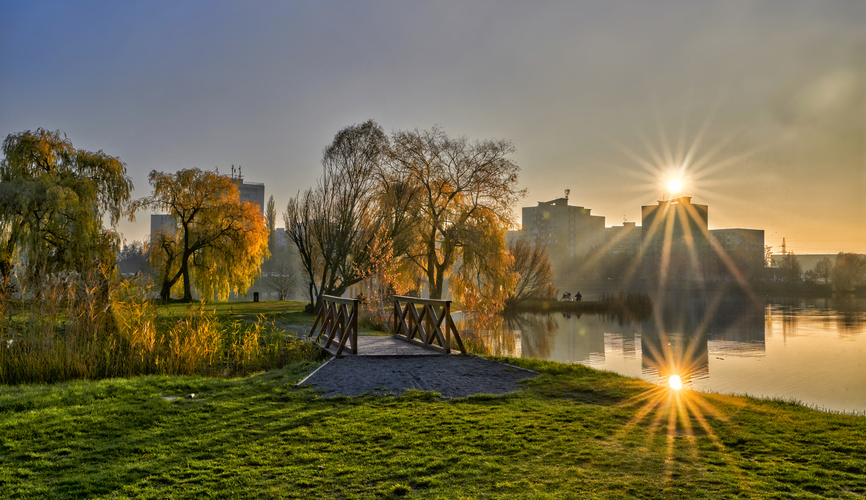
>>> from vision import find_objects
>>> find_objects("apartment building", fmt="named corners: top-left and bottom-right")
top-left (521, 197), bottom-right (605, 257)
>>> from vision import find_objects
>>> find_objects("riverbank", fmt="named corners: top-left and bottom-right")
top-left (509, 292), bottom-right (652, 320)
top-left (2, 357), bottom-right (864, 498)
top-left (554, 279), bottom-right (866, 299)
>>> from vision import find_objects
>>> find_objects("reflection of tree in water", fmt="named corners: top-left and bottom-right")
top-left (825, 295), bottom-right (866, 334)
top-left (459, 312), bottom-right (558, 358)
top-left (767, 295), bottom-right (866, 336)
top-left (459, 314), bottom-right (517, 356)
top-left (502, 313), bottom-right (558, 359)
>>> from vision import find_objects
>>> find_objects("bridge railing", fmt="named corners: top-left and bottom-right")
top-left (308, 295), bottom-right (359, 356)
top-left (392, 295), bottom-right (465, 354)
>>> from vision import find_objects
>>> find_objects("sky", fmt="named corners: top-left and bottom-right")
top-left (1, 0), bottom-right (864, 254)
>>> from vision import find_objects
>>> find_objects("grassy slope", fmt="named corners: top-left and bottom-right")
top-left (2, 358), bottom-right (865, 499)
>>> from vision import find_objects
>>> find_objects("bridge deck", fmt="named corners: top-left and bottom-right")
top-left (316, 335), bottom-right (452, 357)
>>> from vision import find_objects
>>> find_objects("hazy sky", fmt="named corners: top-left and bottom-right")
top-left (2, 1), bottom-right (864, 254)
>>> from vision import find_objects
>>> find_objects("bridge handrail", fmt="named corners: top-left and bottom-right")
top-left (392, 296), bottom-right (465, 354)
top-left (308, 295), bottom-right (359, 356)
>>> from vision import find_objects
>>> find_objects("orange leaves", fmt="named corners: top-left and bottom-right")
top-left (135, 168), bottom-right (268, 301)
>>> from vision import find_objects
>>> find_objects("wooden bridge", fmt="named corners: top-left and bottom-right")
top-left (308, 295), bottom-right (465, 357)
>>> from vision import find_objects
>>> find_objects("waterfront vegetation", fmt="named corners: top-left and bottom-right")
top-left (513, 292), bottom-right (653, 321)
top-left (0, 277), bottom-right (320, 385)
top-left (1, 357), bottom-right (865, 498)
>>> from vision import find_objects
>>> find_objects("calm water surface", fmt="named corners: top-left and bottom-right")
top-left (464, 293), bottom-right (866, 413)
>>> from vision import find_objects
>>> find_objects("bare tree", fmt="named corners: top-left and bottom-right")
top-left (777, 252), bottom-right (802, 283)
top-left (390, 127), bottom-right (526, 299)
top-left (815, 256), bottom-right (833, 284)
top-left (283, 120), bottom-right (411, 310)
top-left (505, 238), bottom-right (556, 309)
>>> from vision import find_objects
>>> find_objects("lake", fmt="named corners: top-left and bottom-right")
top-left (463, 292), bottom-right (866, 413)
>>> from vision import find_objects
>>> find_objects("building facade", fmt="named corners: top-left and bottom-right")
top-left (604, 221), bottom-right (641, 255)
top-left (522, 197), bottom-right (605, 257)
top-left (641, 197), bottom-right (710, 280)
top-left (710, 228), bottom-right (765, 280)
top-left (232, 178), bottom-right (265, 215)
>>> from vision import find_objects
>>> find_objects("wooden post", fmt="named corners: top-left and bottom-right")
top-left (444, 301), bottom-right (451, 353)
top-left (351, 298), bottom-right (358, 354)
top-left (393, 299), bottom-right (399, 337)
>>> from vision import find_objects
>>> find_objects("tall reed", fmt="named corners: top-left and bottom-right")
top-left (0, 272), bottom-right (318, 385)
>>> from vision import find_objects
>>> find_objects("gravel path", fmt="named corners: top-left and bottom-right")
top-left (298, 355), bottom-right (538, 398)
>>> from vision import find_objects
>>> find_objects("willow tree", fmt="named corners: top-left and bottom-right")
top-left (131, 168), bottom-right (268, 301)
top-left (0, 129), bottom-right (133, 289)
top-left (390, 127), bottom-right (526, 299)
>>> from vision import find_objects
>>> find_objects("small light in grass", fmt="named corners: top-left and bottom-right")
top-left (668, 179), bottom-right (682, 194)
top-left (669, 375), bottom-right (683, 390)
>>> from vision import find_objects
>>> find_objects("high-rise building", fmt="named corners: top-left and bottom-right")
top-left (232, 178), bottom-right (265, 215)
top-left (641, 197), bottom-right (710, 280)
top-left (521, 197), bottom-right (605, 257)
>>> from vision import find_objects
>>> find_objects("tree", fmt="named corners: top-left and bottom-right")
top-left (0, 129), bottom-right (133, 288)
top-left (831, 253), bottom-right (866, 289)
top-left (265, 195), bottom-right (277, 251)
top-left (815, 256), bottom-right (833, 284)
top-left (284, 120), bottom-right (414, 309)
top-left (777, 252), bottom-right (802, 283)
top-left (449, 211), bottom-right (517, 314)
top-left (117, 240), bottom-right (149, 275)
top-left (390, 127), bottom-right (526, 299)
top-left (130, 168), bottom-right (268, 301)
top-left (505, 238), bottom-right (556, 309)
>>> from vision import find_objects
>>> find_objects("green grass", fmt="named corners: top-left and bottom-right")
top-left (157, 300), bottom-right (314, 325)
top-left (160, 300), bottom-right (389, 336)
top-left (2, 358), bottom-right (865, 498)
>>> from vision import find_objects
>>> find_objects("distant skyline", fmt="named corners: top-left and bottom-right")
top-left (2, 0), bottom-right (864, 254)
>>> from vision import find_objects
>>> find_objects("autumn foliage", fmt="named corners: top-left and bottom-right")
top-left (131, 168), bottom-right (268, 301)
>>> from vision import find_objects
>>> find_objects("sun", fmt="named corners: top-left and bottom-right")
top-left (669, 375), bottom-right (683, 390)
top-left (668, 178), bottom-right (682, 194)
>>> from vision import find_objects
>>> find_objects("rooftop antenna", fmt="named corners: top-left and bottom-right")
top-left (231, 164), bottom-right (235, 179)
top-left (238, 165), bottom-right (242, 181)
top-left (564, 188), bottom-right (570, 200)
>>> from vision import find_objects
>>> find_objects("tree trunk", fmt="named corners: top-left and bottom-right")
top-left (181, 258), bottom-right (193, 301)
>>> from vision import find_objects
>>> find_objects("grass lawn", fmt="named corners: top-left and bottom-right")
top-left (157, 300), bottom-right (315, 326)
top-left (156, 300), bottom-right (389, 336)
top-left (1, 357), bottom-right (865, 498)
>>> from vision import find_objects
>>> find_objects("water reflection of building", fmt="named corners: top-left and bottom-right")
top-left (492, 294), bottom-right (768, 382)
top-left (639, 294), bottom-right (766, 384)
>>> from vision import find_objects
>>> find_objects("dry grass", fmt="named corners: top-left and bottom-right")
top-left (0, 273), bottom-right (319, 385)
